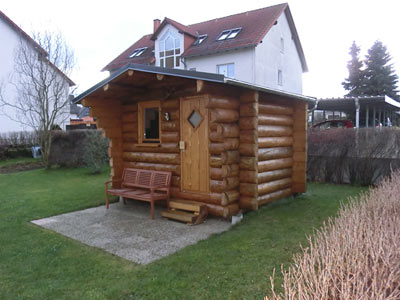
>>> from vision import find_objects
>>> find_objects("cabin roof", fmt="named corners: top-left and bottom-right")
top-left (74, 64), bottom-right (315, 104)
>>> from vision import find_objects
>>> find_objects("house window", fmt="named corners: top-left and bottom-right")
top-left (159, 30), bottom-right (181, 68)
top-left (217, 63), bottom-right (235, 78)
top-left (280, 38), bottom-right (284, 53)
top-left (216, 28), bottom-right (242, 41)
top-left (138, 101), bottom-right (161, 143)
top-left (278, 69), bottom-right (283, 86)
top-left (128, 47), bottom-right (147, 58)
top-left (192, 34), bottom-right (207, 46)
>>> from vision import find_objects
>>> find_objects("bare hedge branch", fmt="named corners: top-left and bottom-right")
top-left (267, 171), bottom-right (400, 299)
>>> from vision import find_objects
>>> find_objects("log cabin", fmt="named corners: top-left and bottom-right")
top-left (74, 64), bottom-right (314, 218)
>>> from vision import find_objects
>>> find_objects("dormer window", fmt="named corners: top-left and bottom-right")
top-left (159, 30), bottom-right (181, 68)
top-left (193, 34), bottom-right (208, 46)
top-left (217, 28), bottom-right (242, 41)
top-left (128, 47), bottom-right (147, 58)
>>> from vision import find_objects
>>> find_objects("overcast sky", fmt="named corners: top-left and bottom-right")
top-left (2, 0), bottom-right (400, 98)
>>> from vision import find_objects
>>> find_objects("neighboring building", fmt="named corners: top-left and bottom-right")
top-left (0, 10), bottom-right (74, 133)
top-left (103, 3), bottom-right (307, 94)
top-left (68, 102), bottom-right (96, 130)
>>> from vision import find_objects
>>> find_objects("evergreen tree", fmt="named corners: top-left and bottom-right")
top-left (363, 41), bottom-right (399, 99)
top-left (342, 41), bottom-right (365, 97)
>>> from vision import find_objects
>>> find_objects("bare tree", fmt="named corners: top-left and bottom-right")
top-left (0, 30), bottom-right (75, 167)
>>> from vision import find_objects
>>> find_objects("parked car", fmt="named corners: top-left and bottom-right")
top-left (311, 120), bottom-right (354, 130)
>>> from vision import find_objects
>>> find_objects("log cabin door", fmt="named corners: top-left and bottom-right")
top-left (180, 96), bottom-right (209, 193)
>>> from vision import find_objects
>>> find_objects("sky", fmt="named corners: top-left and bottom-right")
top-left (2, 0), bottom-right (400, 98)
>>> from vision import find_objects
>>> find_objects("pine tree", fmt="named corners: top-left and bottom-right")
top-left (363, 41), bottom-right (399, 100)
top-left (342, 41), bottom-right (365, 97)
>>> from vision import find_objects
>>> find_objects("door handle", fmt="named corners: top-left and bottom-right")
top-left (179, 141), bottom-right (185, 151)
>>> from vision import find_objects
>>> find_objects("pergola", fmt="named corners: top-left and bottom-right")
top-left (312, 96), bottom-right (400, 127)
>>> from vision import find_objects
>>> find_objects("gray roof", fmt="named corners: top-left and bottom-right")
top-left (316, 96), bottom-right (400, 112)
top-left (73, 64), bottom-right (315, 104)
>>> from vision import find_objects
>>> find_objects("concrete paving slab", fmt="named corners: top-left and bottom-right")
top-left (32, 200), bottom-right (231, 264)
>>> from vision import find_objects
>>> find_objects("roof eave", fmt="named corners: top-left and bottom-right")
top-left (74, 64), bottom-right (314, 105)
top-left (284, 6), bottom-right (308, 72)
top-left (225, 78), bottom-right (315, 103)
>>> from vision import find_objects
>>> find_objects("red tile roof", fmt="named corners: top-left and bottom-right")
top-left (102, 34), bottom-right (155, 71)
top-left (103, 3), bottom-right (307, 72)
top-left (151, 17), bottom-right (198, 40)
top-left (184, 3), bottom-right (287, 58)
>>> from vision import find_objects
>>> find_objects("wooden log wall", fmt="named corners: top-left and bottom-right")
top-left (82, 98), bottom-right (123, 186)
top-left (239, 91), bottom-right (259, 211)
top-left (292, 101), bottom-right (307, 193)
top-left (122, 99), bottom-right (182, 189)
top-left (201, 95), bottom-right (240, 217)
top-left (256, 98), bottom-right (295, 206)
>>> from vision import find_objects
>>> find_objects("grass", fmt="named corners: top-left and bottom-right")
top-left (0, 156), bottom-right (39, 167)
top-left (0, 167), bottom-right (365, 300)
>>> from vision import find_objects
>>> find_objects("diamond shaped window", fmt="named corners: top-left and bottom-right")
top-left (188, 110), bottom-right (203, 129)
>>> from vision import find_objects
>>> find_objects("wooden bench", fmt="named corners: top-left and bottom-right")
top-left (105, 168), bottom-right (172, 219)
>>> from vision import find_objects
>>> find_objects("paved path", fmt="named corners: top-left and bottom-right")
top-left (32, 200), bottom-right (231, 264)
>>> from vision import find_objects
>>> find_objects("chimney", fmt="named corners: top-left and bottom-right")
top-left (153, 19), bottom-right (161, 33)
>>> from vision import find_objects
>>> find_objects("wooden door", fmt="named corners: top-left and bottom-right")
top-left (180, 96), bottom-right (209, 193)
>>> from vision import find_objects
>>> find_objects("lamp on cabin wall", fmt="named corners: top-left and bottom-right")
top-left (164, 112), bottom-right (170, 121)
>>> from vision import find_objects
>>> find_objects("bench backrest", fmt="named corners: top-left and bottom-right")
top-left (122, 168), bottom-right (171, 189)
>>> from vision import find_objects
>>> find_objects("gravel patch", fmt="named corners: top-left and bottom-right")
top-left (32, 200), bottom-right (231, 264)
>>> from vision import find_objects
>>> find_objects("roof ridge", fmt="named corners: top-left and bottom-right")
top-left (187, 3), bottom-right (287, 27)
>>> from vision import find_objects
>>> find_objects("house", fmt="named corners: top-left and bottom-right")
top-left (0, 10), bottom-right (74, 133)
top-left (74, 64), bottom-right (313, 218)
top-left (103, 3), bottom-right (307, 95)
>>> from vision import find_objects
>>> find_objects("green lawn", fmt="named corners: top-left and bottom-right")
top-left (0, 157), bottom-right (38, 167)
top-left (0, 167), bottom-right (365, 300)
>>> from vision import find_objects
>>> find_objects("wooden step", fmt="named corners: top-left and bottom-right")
top-left (169, 199), bottom-right (204, 213)
top-left (161, 210), bottom-right (197, 224)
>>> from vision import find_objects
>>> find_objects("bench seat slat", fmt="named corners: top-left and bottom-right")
top-left (105, 168), bottom-right (172, 219)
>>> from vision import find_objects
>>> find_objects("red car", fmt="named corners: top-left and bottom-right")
top-left (311, 120), bottom-right (354, 130)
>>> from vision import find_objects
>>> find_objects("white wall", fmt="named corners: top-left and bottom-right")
top-left (154, 24), bottom-right (185, 70)
top-left (0, 17), bottom-right (27, 133)
top-left (183, 12), bottom-right (303, 94)
top-left (0, 17), bottom-right (71, 134)
top-left (254, 12), bottom-right (303, 94)
top-left (185, 47), bottom-right (255, 82)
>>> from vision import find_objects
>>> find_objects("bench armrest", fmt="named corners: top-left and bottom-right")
top-left (105, 179), bottom-right (122, 191)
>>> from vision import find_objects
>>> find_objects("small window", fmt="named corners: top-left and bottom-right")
top-left (192, 34), bottom-right (208, 46)
top-left (278, 69), bottom-right (283, 86)
top-left (217, 63), bottom-right (234, 78)
top-left (217, 28), bottom-right (242, 41)
top-left (128, 47), bottom-right (148, 58)
top-left (280, 37), bottom-right (284, 53)
top-left (138, 101), bottom-right (161, 143)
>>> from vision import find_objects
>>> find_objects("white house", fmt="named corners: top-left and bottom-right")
top-left (0, 10), bottom-right (74, 134)
top-left (103, 3), bottom-right (307, 94)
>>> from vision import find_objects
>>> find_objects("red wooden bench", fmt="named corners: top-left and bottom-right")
top-left (105, 168), bottom-right (172, 219)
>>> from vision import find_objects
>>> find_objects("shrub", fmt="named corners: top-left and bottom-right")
top-left (49, 130), bottom-right (108, 169)
top-left (0, 131), bottom-right (40, 160)
top-left (82, 130), bottom-right (109, 174)
top-left (308, 128), bottom-right (400, 185)
top-left (267, 171), bottom-right (400, 300)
